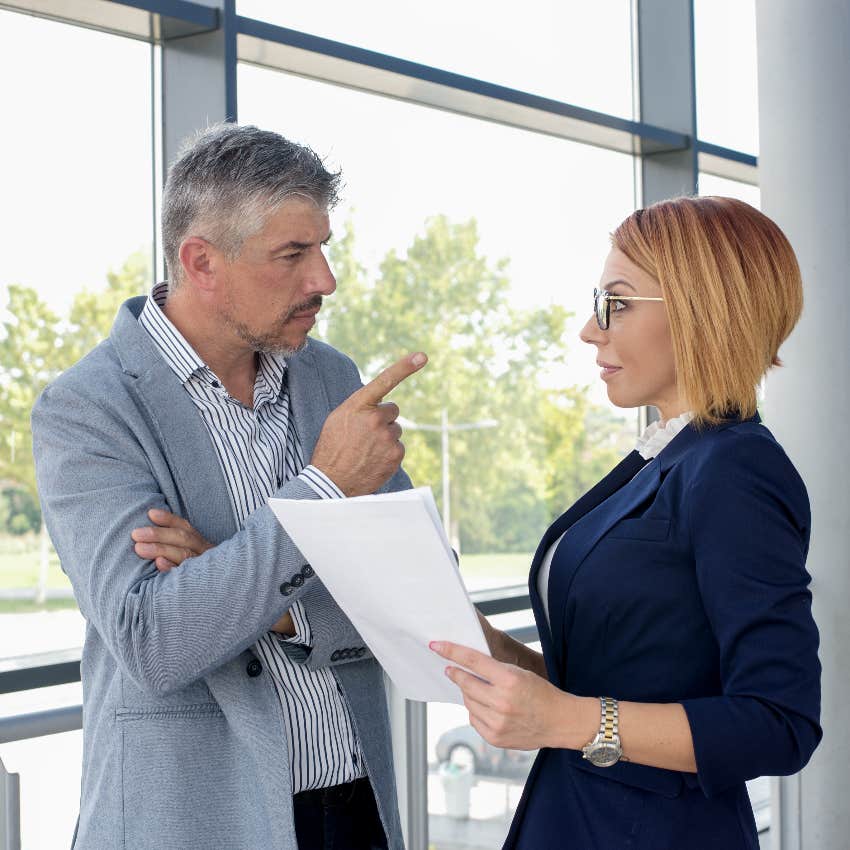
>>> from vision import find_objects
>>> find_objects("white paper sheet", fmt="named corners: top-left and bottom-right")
top-left (268, 487), bottom-right (490, 704)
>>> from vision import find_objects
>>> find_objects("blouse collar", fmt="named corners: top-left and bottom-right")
top-left (636, 411), bottom-right (694, 460)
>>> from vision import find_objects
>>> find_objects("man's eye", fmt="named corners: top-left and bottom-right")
top-left (281, 252), bottom-right (302, 261)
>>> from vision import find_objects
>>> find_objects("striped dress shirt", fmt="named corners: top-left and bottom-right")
top-left (139, 282), bottom-right (365, 792)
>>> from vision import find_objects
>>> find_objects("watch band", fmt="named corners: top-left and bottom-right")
top-left (581, 696), bottom-right (625, 767)
top-left (600, 695), bottom-right (619, 743)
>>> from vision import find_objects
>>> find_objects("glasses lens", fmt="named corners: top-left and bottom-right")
top-left (594, 288), bottom-right (609, 330)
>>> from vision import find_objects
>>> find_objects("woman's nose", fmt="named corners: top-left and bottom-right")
top-left (580, 314), bottom-right (604, 345)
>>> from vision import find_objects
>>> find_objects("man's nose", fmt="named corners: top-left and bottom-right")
top-left (306, 251), bottom-right (337, 297)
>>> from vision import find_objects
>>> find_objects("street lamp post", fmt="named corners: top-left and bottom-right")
top-left (398, 408), bottom-right (498, 548)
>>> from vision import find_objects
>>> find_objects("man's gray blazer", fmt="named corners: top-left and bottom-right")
top-left (31, 296), bottom-right (410, 850)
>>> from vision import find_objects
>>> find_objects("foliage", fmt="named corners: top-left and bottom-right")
top-left (0, 485), bottom-right (42, 535)
top-left (0, 252), bottom-right (149, 500)
top-left (319, 216), bottom-right (629, 553)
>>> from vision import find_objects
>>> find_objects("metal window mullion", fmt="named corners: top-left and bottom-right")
top-left (633, 0), bottom-right (700, 430)
top-left (0, 756), bottom-right (20, 850)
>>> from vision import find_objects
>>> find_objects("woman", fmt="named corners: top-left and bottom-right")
top-left (430, 196), bottom-right (822, 848)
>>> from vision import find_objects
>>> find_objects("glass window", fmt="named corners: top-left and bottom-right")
top-left (0, 11), bottom-right (155, 848)
top-left (240, 65), bottom-right (637, 844)
top-left (237, 0), bottom-right (635, 118)
top-left (698, 173), bottom-right (761, 208)
top-left (694, 0), bottom-right (759, 154)
top-left (0, 10), bottom-right (154, 660)
top-left (0, 11), bottom-right (155, 649)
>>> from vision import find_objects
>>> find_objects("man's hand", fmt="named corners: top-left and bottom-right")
top-left (131, 509), bottom-right (295, 635)
top-left (310, 352), bottom-right (428, 497)
top-left (131, 508), bottom-right (214, 571)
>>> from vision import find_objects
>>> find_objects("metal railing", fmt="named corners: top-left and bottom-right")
top-left (0, 585), bottom-right (535, 850)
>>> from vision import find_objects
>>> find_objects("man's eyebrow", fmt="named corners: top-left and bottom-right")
top-left (269, 232), bottom-right (333, 254)
top-left (603, 278), bottom-right (636, 292)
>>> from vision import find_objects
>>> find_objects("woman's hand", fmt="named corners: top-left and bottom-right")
top-left (430, 641), bottom-right (594, 752)
top-left (130, 509), bottom-right (294, 636)
top-left (131, 508), bottom-right (214, 571)
top-left (474, 609), bottom-right (548, 678)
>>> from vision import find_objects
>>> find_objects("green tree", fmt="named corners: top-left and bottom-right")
top-left (541, 387), bottom-right (633, 518)
top-left (0, 251), bottom-right (149, 598)
top-left (319, 216), bottom-right (626, 554)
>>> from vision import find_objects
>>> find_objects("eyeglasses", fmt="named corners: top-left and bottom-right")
top-left (593, 287), bottom-right (665, 330)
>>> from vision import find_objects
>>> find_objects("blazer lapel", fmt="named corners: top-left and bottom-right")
top-left (285, 342), bottom-right (333, 464)
top-left (547, 459), bottom-right (662, 681)
top-left (529, 450), bottom-right (651, 681)
top-left (110, 297), bottom-right (237, 544)
top-left (133, 363), bottom-right (238, 543)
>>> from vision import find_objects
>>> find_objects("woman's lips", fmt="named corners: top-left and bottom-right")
top-left (597, 362), bottom-right (622, 380)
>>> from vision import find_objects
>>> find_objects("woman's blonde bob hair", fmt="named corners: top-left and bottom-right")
top-left (611, 196), bottom-right (803, 427)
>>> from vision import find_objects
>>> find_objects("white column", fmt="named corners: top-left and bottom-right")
top-left (757, 2), bottom-right (850, 847)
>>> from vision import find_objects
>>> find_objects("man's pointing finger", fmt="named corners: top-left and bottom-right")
top-left (356, 353), bottom-right (427, 406)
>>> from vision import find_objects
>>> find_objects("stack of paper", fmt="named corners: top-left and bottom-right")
top-left (268, 487), bottom-right (490, 704)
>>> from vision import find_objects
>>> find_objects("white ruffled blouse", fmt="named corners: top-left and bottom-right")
top-left (536, 412), bottom-right (694, 626)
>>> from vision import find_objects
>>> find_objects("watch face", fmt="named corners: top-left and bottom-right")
top-left (586, 742), bottom-right (621, 768)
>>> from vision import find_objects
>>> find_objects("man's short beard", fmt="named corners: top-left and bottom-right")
top-left (220, 292), bottom-right (322, 355)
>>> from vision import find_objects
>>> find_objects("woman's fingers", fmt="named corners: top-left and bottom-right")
top-left (445, 664), bottom-right (498, 708)
top-left (430, 641), bottom-right (506, 684)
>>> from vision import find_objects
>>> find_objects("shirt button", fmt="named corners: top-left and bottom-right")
top-left (246, 659), bottom-right (263, 677)
top-left (211, 380), bottom-right (221, 388)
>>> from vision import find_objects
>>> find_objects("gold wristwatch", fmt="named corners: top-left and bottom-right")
top-left (581, 696), bottom-right (624, 767)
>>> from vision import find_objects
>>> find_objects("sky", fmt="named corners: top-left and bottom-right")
top-left (0, 0), bottom-right (759, 409)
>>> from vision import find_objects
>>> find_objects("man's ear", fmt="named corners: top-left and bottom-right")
top-left (178, 237), bottom-right (222, 293)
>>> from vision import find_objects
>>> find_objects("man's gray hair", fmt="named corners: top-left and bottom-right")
top-left (162, 123), bottom-right (341, 288)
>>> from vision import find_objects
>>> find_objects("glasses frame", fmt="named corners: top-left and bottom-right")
top-left (593, 287), bottom-right (665, 330)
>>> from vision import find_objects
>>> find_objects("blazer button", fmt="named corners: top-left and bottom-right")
top-left (355, 647), bottom-right (366, 658)
top-left (331, 650), bottom-right (341, 662)
top-left (246, 659), bottom-right (263, 677)
top-left (291, 574), bottom-right (305, 588)
top-left (279, 582), bottom-right (293, 596)
top-left (301, 564), bottom-right (314, 579)
top-left (342, 648), bottom-right (353, 660)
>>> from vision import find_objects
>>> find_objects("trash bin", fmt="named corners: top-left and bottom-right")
top-left (439, 761), bottom-right (474, 819)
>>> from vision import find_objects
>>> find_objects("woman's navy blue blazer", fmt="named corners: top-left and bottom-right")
top-left (504, 414), bottom-right (821, 850)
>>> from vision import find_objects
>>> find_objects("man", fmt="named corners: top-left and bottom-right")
top-left (32, 123), bottom-right (426, 850)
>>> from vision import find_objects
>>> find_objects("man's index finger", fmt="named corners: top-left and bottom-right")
top-left (356, 353), bottom-right (427, 406)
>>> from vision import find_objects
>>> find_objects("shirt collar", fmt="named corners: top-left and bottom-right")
top-left (635, 411), bottom-right (694, 460)
top-left (139, 282), bottom-right (288, 404)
